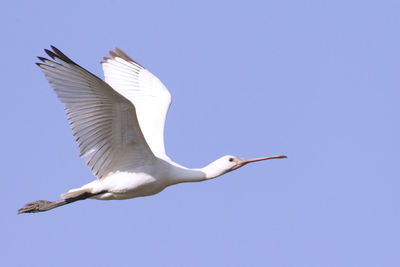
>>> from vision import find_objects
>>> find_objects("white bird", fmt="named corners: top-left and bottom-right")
top-left (18, 46), bottom-right (286, 214)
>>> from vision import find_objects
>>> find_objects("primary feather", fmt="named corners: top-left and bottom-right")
top-left (37, 46), bottom-right (154, 179)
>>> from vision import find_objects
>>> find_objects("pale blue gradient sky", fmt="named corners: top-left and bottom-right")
top-left (2, 0), bottom-right (400, 266)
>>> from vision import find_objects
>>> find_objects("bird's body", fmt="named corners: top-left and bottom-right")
top-left (18, 46), bottom-right (286, 214)
top-left (69, 158), bottom-right (203, 200)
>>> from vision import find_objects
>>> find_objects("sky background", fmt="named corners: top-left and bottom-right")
top-left (2, 0), bottom-right (399, 266)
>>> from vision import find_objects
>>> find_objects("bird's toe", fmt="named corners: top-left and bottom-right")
top-left (18, 200), bottom-right (52, 214)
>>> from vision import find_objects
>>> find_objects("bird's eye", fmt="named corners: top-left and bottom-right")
top-left (229, 157), bottom-right (234, 162)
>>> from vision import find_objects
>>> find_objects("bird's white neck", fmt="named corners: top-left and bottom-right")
top-left (167, 160), bottom-right (227, 184)
top-left (198, 161), bottom-right (229, 179)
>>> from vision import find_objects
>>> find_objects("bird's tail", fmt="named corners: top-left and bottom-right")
top-left (61, 188), bottom-right (91, 199)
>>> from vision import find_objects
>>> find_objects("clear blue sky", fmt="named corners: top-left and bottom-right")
top-left (2, 0), bottom-right (399, 266)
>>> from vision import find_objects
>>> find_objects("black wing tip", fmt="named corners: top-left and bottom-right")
top-left (44, 48), bottom-right (56, 59)
top-left (37, 56), bottom-right (47, 62)
top-left (42, 45), bottom-right (76, 65)
top-left (50, 45), bottom-right (58, 51)
top-left (51, 46), bottom-right (72, 62)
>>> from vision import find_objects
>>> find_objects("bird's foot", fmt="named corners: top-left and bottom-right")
top-left (17, 200), bottom-right (54, 214)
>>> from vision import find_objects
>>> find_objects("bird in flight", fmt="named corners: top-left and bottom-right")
top-left (18, 46), bottom-right (286, 214)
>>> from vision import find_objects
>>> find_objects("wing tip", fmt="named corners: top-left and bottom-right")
top-left (100, 56), bottom-right (111, 64)
top-left (43, 45), bottom-right (76, 65)
top-left (44, 48), bottom-right (56, 59)
top-left (37, 56), bottom-right (47, 63)
top-left (107, 47), bottom-right (144, 68)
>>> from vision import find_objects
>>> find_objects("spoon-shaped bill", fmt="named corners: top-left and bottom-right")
top-left (242, 155), bottom-right (287, 163)
top-left (232, 155), bottom-right (287, 170)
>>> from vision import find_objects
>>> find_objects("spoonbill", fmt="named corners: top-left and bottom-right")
top-left (18, 46), bottom-right (286, 214)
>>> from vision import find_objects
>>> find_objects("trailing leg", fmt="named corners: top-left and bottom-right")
top-left (17, 192), bottom-right (98, 214)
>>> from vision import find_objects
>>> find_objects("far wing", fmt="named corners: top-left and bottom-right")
top-left (101, 48), bottom-right (171, 160)
top-left (37, 46), bottom-right (154, 179)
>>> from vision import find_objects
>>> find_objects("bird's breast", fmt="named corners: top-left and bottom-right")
top-left (95, 170), bottom-right (169, 200)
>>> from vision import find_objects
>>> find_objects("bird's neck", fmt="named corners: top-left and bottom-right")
top-left (198, 162), bottom-right (228, 179)
top-left (168, 160), bottom-right (225, 184)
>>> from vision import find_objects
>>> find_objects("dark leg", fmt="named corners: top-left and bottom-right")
top-left (17, 192), bottom-right (99, 214)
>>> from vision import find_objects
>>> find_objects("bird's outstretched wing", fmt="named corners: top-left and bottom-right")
top-left (37, 46), bottom-right (154, 179)
top-left (101, 48), bottom-right (171, 160)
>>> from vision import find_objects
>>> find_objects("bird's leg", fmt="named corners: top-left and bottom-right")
top-left (17, 192), bottom-right (99, 214)
top-left (17, 199), bottom-right (67, 214)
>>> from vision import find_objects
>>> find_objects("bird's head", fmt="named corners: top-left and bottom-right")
top-left (203, 154), bottom-right (287, 179)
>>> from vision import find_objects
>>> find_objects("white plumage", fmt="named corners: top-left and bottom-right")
top-left (18, 46), bottom-right (286, 214)
top-left (102, 49), bottom-right (171, 160)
